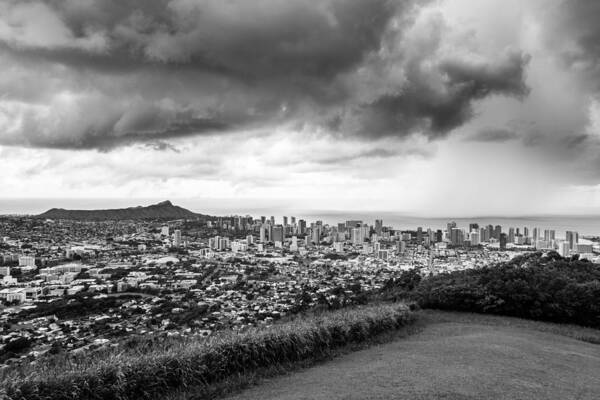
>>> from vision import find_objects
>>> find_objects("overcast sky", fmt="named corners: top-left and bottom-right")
top-left (1, 0), bottom-right (599, 216)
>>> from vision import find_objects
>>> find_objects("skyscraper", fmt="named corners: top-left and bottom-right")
top-left (272, 225), bottom-right (284, 243)
top-left (566, 231), bottom-right (579, 250)
top-left (508, 228), bottom-right (515, 244)
top-left (259, 224), bottom-right (267, 243)
top-left (436, 229), bottom-right (443, 243)
top-left (351, 228), bottom-right (364, 245)
top-left (494, 225), bottom-right (502, 239)
top-left (447, 221), bottom-right (457, 240)
top-left (416, 227), bottom-right (423, 244)
top-left (311, 226), bottom-right (321, 244)
top-left (480, 227), bottom-right (488, 242)
top-left (450, 228), bottom-right (464, 246)
top-left (544, 229), bottom-right (556, 241)
top-left (298, 219), bottom-right (307, 235)
top-left (469, 223), bottom-right (479, 232)
top-left (173, 230), bottom-right (182, 247)
top-left (375, 219), bottom-right (383, 236)
top-left (283, 216), bottom-right (288, 227)
top-left (470, 231), bottom-right (480, 246)
top-left (499, 233), bottom-right (507, 250)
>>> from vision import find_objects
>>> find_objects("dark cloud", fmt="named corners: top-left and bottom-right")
top-left (0, 0), bottom-right (532, 150)
top-left (345, 51), bottom-right (530, 139)
top-left (5, 0), bottom-right (398, 79)
top-left (466, 128), bottom-right (519, 143)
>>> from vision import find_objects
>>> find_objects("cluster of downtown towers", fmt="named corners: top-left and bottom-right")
top-left (248, 216), bottom-right (581, 253)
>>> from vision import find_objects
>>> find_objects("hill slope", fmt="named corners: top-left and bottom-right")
top-left (37, 200), bottom-right (199, 220)
top-left (223, 310), bottom-right (600, 400)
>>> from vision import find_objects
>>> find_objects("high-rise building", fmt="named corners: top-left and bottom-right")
top-left (173, 230), bottom-right (182, 247)
top-left (499, 233), bottom-right (507, 250)
top-left (508, 228), bottom-right (515, 244)
top-left (346, 220), bottom-right (362, 229)
top-left (480, 227), bottom-right (489, 242)
top-left (351, 227), bottom-right (364, 245)
top-left (469, 223), bottom-right (479, 232)
top-left (272, 225), bottom-right (284, 243)
top-left (398, 240), bottom-right (406, 254)
top-left (435, 230), bottom-right (443, 243)
top-left (558, 241), bottom-right (570, 257)
top-left (260, 216), bottom-right (266, 224)
top-left (290, 236), bottom-right (299, 251)
top-left (450, 228), bottom-right (464, 246)
top-left (447, 221), bottom-right (457, 240)
top-left (375, 219), bottom-right (383, 236)
top-left (298, 219), bottom-right (307, 235)
top-left (470, 231), bottom-right (480, 246)
top-left (494, 225), bottom-right (502, 239)
top-left (523, 227), bottom-right (529, 237)
top-left (291, 216), bottom-right (296, 225)
top-left (161, 226), bottom-right (170, 236)
top-left (428, 228), bottom-right (435, 243)
top-left (270, 216), bottom-right (275, 225)
top-left (416, 227), bottom-right (423, 244)
top-left (283, 216), bottom-right (288, 227)
top-left (544, 229), bottom-right (556, 241)
top-left (566, 231), bottom-right (579, 250)
top-left (259, 225), bottom-right (267, 243)
top-left (311, 226), bottom-right (321, 244)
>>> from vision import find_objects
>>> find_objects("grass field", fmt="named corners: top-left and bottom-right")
top-left (217, 310), bottom-right (600, 400)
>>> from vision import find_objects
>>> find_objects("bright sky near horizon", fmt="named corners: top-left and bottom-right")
top-left (1, 0), bottom-right (599, 215)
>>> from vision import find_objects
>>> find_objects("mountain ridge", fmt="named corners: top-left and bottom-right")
top-left (37, 200), bottom-right (201, 220)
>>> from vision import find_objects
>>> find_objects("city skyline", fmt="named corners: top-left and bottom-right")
top-left (1, 0), bottom-right (600, 216)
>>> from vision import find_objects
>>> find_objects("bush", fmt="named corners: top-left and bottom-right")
top-left (413, 252), bottom-right (600, 327)
top-left (1, 303), bottom-right (414, 400)
top-left (3, 337), bottom-right (32, 354)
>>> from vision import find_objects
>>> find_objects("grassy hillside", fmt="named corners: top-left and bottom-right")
top-left (220, 310), bottom-right (600, 400)
top-left (1, 303), bottom-right (414, 400)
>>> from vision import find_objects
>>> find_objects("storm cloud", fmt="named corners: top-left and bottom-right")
top-left (344, 51), bottom-right (530, 139)
top-left (0, 0), bottom-right (532, 149)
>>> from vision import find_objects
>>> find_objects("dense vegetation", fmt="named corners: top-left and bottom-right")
top-left (1, 303), bottom-right (414, 400)
top-left (386, 252), bottom-right (600, 328)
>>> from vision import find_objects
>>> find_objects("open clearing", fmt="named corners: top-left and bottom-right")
top-left (224, 311), bottom-right (600, 400)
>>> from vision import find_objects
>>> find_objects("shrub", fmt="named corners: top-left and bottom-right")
top-left (413, 252), bottom-right (600, 327)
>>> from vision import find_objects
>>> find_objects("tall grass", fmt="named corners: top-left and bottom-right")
top-left (1, 303), bottom-right (413, 400)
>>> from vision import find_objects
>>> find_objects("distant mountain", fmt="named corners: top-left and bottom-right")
top-left (37, 200), bottom-right (200, 221)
